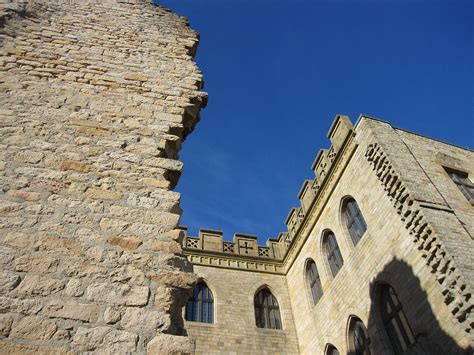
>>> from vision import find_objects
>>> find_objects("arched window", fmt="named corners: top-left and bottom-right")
top-left (324, 231), bottom-right (344, 277)
top-left (348, 317), bottom-right (371, 355)
top-left (185, 281), bottom-right (214, 323)
top-left (325, 344), bottom-right (340, 355)
top-left (381, 285), bottom-right (415, 353)
top-left (343, 197), bottom-right (367, 246)
top-left (306, 259), bottom-right (323, 304)
top-left (254, 288), bottom-right (282, 329)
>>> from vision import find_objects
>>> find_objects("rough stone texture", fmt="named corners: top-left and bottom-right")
top-left (0, 0), bottom-right (206, 353)
top-left (183, 116), bottom-right (473, 354)
top-left (147, 333), bottom-right (195, 355)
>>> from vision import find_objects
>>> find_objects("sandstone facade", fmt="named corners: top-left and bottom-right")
top-left (183, 116), bottom-right (473, 354)
top-left (0, 0), bottom-right (206, 353)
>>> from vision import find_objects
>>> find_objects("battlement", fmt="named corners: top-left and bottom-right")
top-left (183, 114), bottom-right (354, 262)
top-left (182, 227), bottom-right (283, 260)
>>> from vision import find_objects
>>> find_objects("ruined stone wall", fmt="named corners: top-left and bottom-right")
top-left (0, 1), bottom-right (206, 353)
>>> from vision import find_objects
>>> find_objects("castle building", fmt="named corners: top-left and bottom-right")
top-left (0, 1), bottom-right (472, 354)
top-left (182, 115), bottom-right (474, 354)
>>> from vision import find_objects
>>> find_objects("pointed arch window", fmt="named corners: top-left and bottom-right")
top-left (343, 197), bottom-right (367, 246)
top-left (324, 231), bottom-right (344, 277)
top-left (306, 259), bottom-right (323, 304)
top-left (185, 281), bottom-right (214, 323)
top-left (381, 285), bottom-right (415, 353)
top-left (325, 344), bottom-right (340, 355)
top-left (349, 317), bottom-right (371, 355)
top-left (254, 288), bottom-right (282, 329)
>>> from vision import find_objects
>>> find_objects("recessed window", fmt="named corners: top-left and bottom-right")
top-left (306, 259), bottom-right (323, 305)
top-left (185, 281), bottom-right (214, 323)
top-left (323, 231), bottom-right (344, 277)
top-left (254, 288), bottom-right (282, 329)
top-left (342, 197), bottom-right (367, 245)
top-left (325, 344), bottom-right (340, 355)
top-left (381, 284), bottom-right (416, 353)
top-left (445, 169), bottom-right (474, 204)
top-left (348, 317), bottom-right (371, 355)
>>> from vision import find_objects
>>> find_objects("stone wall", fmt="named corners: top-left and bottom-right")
top-left (186, 265), bottom-right (299, 355)
top-left (286, 117), bottom-right (473, 353)
top-left (0, 1), bottom-right (206, 353)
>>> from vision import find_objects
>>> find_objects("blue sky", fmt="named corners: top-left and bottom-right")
top-left (157, 0), bottom-right (473, 243)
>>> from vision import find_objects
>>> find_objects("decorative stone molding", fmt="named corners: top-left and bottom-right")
top-left (365, 142), bottom-right (473, 334)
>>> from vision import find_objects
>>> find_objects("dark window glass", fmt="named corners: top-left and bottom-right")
top-left (326, 344), bottom-right (340, 355)
top-left (254, 288), bottom-right (282, 329)
top-left (306, 260), bottom-right (323, 304)
top-left (324, 232), bottom-right (344, 277)
top-left (350, 318), bottom-right (371, 355)
top-left (343, 198), bottom-right (367, 245)
top-left (446, 169), bottom-right (474, 204)
top-left (185, 281), bottom-right (214, 323)
top-left (381, 285), bottom-right (416, 353)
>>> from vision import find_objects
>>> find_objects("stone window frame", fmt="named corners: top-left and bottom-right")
top-left (304, 258), bottom-right (324, 306)
top-left (253, 285), bottom-right (284, 330)
top-left (346, 315), bottom-right (371, 355)
top-left (324, 343), bottom-right (341, 355)
top-left (435, 152), bottom-right (474, 206)
top-left (321, 229), bottom-right (344, 279)
top-left (443, 167), bottom-right (474, 205)
top-left (340, 196), bottom-right (367, 246)
top-left (184, 279), bottom-right (216, 324)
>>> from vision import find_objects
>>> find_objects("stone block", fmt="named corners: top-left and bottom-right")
top-left (6, 190), bottom-right (41, 201)
top-left (149, 271), bottom-right (197, 289)
top-left (14, 151), bottom-right (44, 164)
top-left (60, 160), bottom-right (92, 172)
top-left (16, 275), bottom-right (65, 296)
top-left (14, 254), bottom-right (59, 273)
top-left (109, 235), bottom-right (142, 250)
top-left (104, 307), bottom-right (121, 324)
top-left (72, 326), bottom-right (138, 353)
top-left (43, 300), bottom-right (99, 323)
top-left (0, 342), bottom-right (72, 355)
top-left (85, 282), bottom-right (149, 306)
top-left (85, 187), bottom-right (122, 200)
top-left (147, 333), bottom-right (195, 355)
top-left (0, 270), bottom-right (21, 293)
top-left (10, 315), bottom-right (57, 340)
top-left (120, 307), bottom-right (170, 334)
top-left (0, 297), bottom-right (42, 315)
top-left (0, 314), bottom-right (15, 336)
top-left (144, 239), bottom-right (182, 254)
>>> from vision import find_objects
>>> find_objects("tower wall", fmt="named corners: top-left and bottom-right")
top-left (0, 1), bottom-right (206, 353)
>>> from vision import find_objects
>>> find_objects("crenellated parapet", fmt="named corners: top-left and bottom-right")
top-left (183, 114), bottom-right (355, 270)
top-left (277, 114), bottom-right (354, 257)
top-left (183, 228), bottom-right (282, 260)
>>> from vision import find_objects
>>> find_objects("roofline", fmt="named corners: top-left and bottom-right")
top-left (355, 114), bottom-right (473, 152)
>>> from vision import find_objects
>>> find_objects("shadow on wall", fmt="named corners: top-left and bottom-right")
top-left (362, 258), bottom-right (472, 355)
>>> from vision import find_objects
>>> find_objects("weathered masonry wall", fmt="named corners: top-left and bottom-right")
top-left (186, 264), bottom-right (299, 355)
top-left (0, 1), bottom-right (206, 353)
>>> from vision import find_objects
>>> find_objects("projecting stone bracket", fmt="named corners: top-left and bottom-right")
top-left (365, 142), bottom-right (473, 335)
